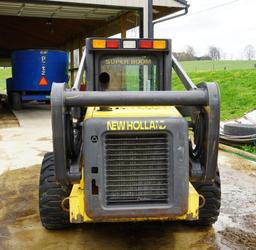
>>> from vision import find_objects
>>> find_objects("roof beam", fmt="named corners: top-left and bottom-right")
top-left (40, 0), bottom-right (145, 8)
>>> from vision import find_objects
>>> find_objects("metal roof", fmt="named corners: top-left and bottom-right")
top-left (0, 0), bottom-right (188, 65)
top-left (0, 2), bottom-right (126, 20)
top-left (0, 0), bottom-right (187, 20)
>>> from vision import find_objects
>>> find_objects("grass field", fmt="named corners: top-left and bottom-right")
top-left (172, 66), bottom-right (256, 155)
top-left (239, 145), bottom-right (256, 155)
top-left (0, 67), bottom-right (11, 92)
top-left (173, 69), bottom-right (256, 121)
top-left (180, 60), bottom-right (256, 72)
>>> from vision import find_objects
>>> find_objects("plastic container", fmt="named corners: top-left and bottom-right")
top-left (7, 49), bottom-right (68, 108)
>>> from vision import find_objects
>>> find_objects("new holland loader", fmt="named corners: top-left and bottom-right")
top-left (39, 38), bottom-right (221, 229)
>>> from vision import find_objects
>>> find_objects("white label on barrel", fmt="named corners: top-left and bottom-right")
top-left (39, 50), bottom-right (48, 86)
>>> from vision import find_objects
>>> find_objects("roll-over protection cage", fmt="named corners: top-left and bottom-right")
top-left (51, 38), bottom-right (220, 186)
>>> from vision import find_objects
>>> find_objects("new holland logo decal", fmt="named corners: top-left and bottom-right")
top-left (107, 120), bottom-right (167, 131)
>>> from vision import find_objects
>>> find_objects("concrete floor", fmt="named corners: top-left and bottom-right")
top-left (0, 104), bottom-right (255, 250)
top-left (0, 103), bottom-right (52, 175)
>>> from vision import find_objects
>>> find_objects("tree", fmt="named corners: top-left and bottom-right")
top-left (173, 46), bottom-right (196, 61)
top-left (186, 46), bottom-right (196, 60)
top-left (243, 45), bottom-right (256, 60)
top-left (208, 46), bottom-right (221, 60)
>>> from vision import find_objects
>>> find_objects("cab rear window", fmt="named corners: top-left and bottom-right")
top-left (99, 55), bottom-right (159, 91)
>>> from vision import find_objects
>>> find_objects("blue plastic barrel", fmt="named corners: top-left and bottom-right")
top-left (7, 50), bottom-right (68, 101)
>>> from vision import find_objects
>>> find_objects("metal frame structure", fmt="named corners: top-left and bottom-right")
top-left (0, 0), bottom-right (189, 91)
top-left (51, 36), bottom-right (220, 186)
top-left (52, 84), bottom-right (220, 185)
top-left (0, 0), bottom-right (188, 66)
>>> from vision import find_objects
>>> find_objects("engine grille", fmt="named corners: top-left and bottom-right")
top-left (104, 132), bottom-right (170, 206)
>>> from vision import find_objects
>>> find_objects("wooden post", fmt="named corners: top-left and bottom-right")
top-left (70, 49), bottom-right (74, 87)
top-left (79, 40), bottom-right (83, 63)
top-left (120, 14), bottom-right (127, 39)
top-left (79, 40), bottom-right (85, 89)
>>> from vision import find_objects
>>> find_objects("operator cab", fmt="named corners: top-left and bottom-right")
top-left (85, 38), bottom-right (172, 91)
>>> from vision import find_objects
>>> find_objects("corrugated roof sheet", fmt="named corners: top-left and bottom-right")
top-left (0, 0), bottom-right (187, 20)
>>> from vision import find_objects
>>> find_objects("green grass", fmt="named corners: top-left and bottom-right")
top-left (173, 69), bottom-right (256, 121)
top-left (180, 60), bottom-right (256, 72)
top-left (0, 67), bottom-right (11, 92)
top-left (240, 145), bottom-right (256, 155)
top-left (173, 66), bottom-right (256, 155)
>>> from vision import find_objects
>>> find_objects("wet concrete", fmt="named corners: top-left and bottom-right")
top-left (216, 153), bottom-right (256, 250)
top-left (0, 103), bottom-right (52, 174)
top-left (0, 104), bottom-right (256, 250)
top-left (0, 164), bottom-right (220, 250)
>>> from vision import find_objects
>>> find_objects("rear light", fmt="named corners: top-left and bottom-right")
top-left (106, 40), bottom-right (119, 48)
top-left (153, 40), bottom-right (167, 49)
top-left (91, 39), bottom-right (167, 50)
top-left (123, 40), bottom-right (136, 49)
top-left (139, 40), bottom-right (153, 49)
top-left (92, 40), bottom-right (106, 48)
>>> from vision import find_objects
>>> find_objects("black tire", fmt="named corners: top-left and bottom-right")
top-left (11, 92), bottom-right (22, 110)
top-left (192, 170), bottom-right (221, 226)
top-left (39, 152), bottom-right (72, 230)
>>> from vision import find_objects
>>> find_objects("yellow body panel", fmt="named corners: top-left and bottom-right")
top-left (85, 106), bottom-right (182, 119)
top-left (69, 178), bottom-right (199, 223)
top-left (69, 105), bottom-right (199, 223)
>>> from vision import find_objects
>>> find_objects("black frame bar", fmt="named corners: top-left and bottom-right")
top-left (64, 90), bottom-right (208, 107)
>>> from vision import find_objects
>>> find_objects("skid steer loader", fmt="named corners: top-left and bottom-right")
top-left (39, 38), bottom-right (221, 229)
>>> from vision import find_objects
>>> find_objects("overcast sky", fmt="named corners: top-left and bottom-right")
top-left (153, 0), bottom-right (256, 59)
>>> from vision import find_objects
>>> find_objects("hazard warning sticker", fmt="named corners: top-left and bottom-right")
top-left (39, 76), bottom-right (48, 86)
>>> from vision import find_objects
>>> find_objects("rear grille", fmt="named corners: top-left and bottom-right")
top-left (104, 132), bottom-right (170, 206)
